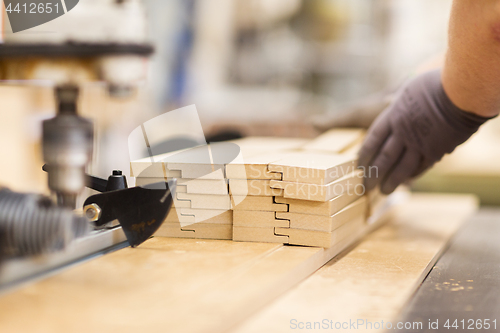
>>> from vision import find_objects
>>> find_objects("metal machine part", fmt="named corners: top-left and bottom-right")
top-left (0, 173), bottom-right (175, 287)
top-left (0, 0), bottom-right (153, 94)
top-left (42, 86), bottom-right (93, 208)
top-left (86, 170), bottom-right (128, 193)
top-left (0, 169), bottom-right (174, 258)
top-left (47, 166), bottom-right (176, 247)
top-left (0, 1), bottom-right (159, 285)
top-left (0, 0), bottom-right (154, 206)
top-left (83, 179), bottom-right (176, 247)
top-left (0, 188), bottom-right (89, 258)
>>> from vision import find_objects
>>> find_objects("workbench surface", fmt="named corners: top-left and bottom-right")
top-left (0, 193), bottom-right (477, 333)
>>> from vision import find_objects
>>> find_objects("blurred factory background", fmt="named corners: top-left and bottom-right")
top-left (147, 0), bottom-right (451, 130)
top-left (3, 0), bottom-right (500, 205)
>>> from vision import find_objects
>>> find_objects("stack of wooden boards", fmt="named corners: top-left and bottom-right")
top-left (131, 129), bottom-right (386, 248)
top-left (133, 145), bottom-right (234, 240)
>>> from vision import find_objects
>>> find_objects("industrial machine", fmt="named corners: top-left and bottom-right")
top-left (0, 0), bottom-right (174, 286)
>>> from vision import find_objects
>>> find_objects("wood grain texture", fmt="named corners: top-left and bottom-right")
top-left (230, 137), bottom-right (308, 158)
top-left (165, 208), bottom-right (232, 225)
top-left (270, 171), bottom-right (363, 202)
top-left (275, 191), bottom-right (362, 216)
top-left (0, 194), bottom-right (470, 333)
top-left (176, 192), bottom-right (231, 210)
top-left (226, 131), bottom-right (363, 182)
top-left (233, 211), bottom-right (289, 228)
top-left (157, 223), bottom-right (233, 240)
top-left (131, 145), bottom-right (224, 179)
top-left (131, 137), bottom-right (307, 179)
top-left (268, 152), bottom-right (358, 185)
top-left (276, 197), bottom-right (367, 232)
top-left (157, 194), bottom-right (231, 210)
top-left (0, 238), bottom-right (331, 333)
top-left (301, 129), bottom-right (365, 155)
top-left (232, 196), bottom-right (288, 212)
top-left (136, 177), bottom-right (228, 195)
top-left (225, 152), bottom-right (294, 180)
top-left (233, 226), bottom-right (290, 243)
top-left (229, 179), bottom-right (283, 197)
top-left (231, 194), bottom-right (478, 333)
top-left (275, 215), bottom-right (366, 248)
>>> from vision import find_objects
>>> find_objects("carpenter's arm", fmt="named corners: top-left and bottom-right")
top-left (443, 0), bottom-right (500, 117)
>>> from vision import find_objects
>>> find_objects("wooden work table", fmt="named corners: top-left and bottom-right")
top-left (0, 193), bottom-right (477, 333)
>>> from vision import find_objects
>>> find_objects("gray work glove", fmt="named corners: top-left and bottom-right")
top-left (358, 69), bottom-right (493, 195)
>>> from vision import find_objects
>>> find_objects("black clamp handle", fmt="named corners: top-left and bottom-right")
top-left (42, 165), bottom-right (176, 247)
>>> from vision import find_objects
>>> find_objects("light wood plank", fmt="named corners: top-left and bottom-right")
top-left (233, 211), bottom-right (289, 228)
top-left (275, 191), bottom-right (361, 216)
top-left (226, 151), bottom-right (295, 180)
top-left (276, 197), bottom-right (367, 232)
top-left (0, 238), bottom-right (330, 333)
top-left (302, 128), bottom-right (365, 154)
top-left (268, 152), bottom-right (358, 185)
top-left (130, 145), bottom-right (218, 179)
top-left (157, 223), bottom-right (233, 240)
top-left (0, 192), bottom-right (473, 333)
top-left (270, 171), bottom-right (363, 201)
top-left (229, 179), bottom-right (284, 197)
top-left (232, 196), bottom-right (288, 212)
top-left (275, 215), bottom-right (366, 248)
top-left (165, 208), bottom-right (232, 225)
top-left (232, 194), bottom-right (478, 333)
top-left (230, 137), bottom-right (309, 154)
top-left (136, 177), bottom-right (228, 195)
top-left (176, 192), bottom-right (231, 210)
top-left (233, 226), bottom-right (290, 243)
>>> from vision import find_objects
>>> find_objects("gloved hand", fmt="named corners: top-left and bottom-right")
top-left (358, 70), bottom-right (493, 194)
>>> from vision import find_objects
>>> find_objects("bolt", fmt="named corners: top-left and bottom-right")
top-left (84, 203), bottom-right (102, 222)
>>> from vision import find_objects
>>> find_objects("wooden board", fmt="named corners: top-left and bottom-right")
top-left (166, 208), bottom-right (232, 225)
top-left (0, 194), bottom-right (475, 333)
top-left (233, 198), bottom-right (368, 247)
top-left (268, 152), bottom-right (358, 185)
top-left (136, 177), bottom-right (228, 195)
top-left (131, 137), bottom-right (307, 179)
top-left (176, 192), bottom-right (231, 210)
top-left (229, 179), bottom-right (284, 197)
top-left (131, 145), bottom-right (222, 179)
top-left (157, 223), bottom-right (233, 240)
top-left (229, 137), bottom-right (308, 158)
top-left (233, 211), bottom-right (289, 228)
top-left (0, 236), bottom-right (360, 333)
top-left (138, 191), bottom-right (232, 211)
top-left (301, 128), bottom-right (365, 154)
top-left (275, 191), bottom-right (362, 216)
top-left (270, 171), bottom-right (363, 202)
top-left (232, 195), bottom-right (288, 212)
top-left (168, 195), bottom-right (231, 210)
top-left (134, 181), bottom-right (189, 194)
top-left (231, 194), bottom-right (478, 333)
top-left (275, 214), bottom-right (367, 248)
top-left (276, 197), bottom-right (367, 232)
top-left (233, 226), bottom-right (289, 244)
top-left (225, 152), bottom-right (294, 180)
